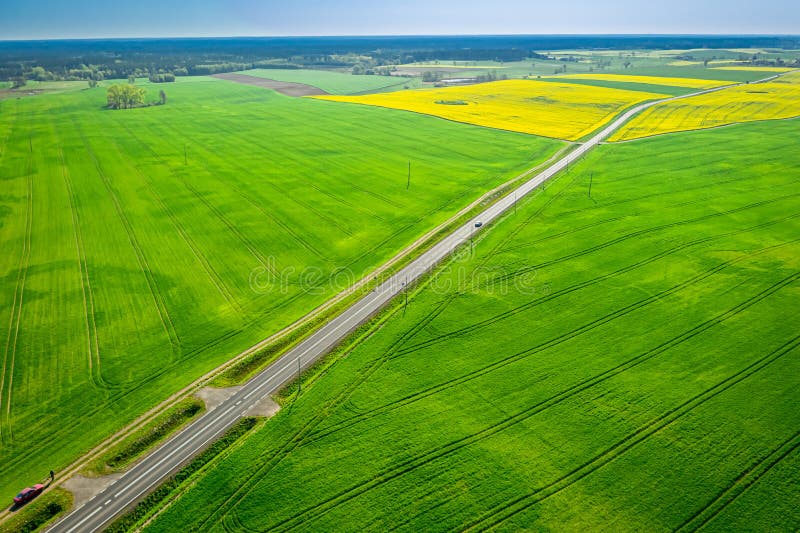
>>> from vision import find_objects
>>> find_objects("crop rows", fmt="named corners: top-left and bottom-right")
top-left (0, 77), bottom-right (559, 497)
top-left (144, 118), bottom-right (800, 532)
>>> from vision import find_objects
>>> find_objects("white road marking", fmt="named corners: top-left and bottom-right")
top-left (114, 403), bottom-right (240, 497)
top-left (121, 419), bottom-right (235, 505)
top-left (62, 506), bottom-right (102, 533)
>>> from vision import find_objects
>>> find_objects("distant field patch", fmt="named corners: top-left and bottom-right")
top-left (712, 66), bottom-right (797, 72)
top-left (240, 68), bottom-right (420, 95)
top-left (315, 79), bottom-right (668, 140)
top-left (398, 63), bottom-right (506, 69)
top-left (212, 73), bottom-right (327, 96)
top-left (555, 73), bottom-right (730, 89)
top-left (611, 72), bottom-right (800, 141)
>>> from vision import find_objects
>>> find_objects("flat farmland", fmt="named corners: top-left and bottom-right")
top-left (711, 66), bottom-right (797, 72)
top-left (0, 76), bottom-right (562, 497)
top-left (240, 68), bottom-right (422, 94)
top-left (611, 71), bottom-right (800, 141)
top-left (144, 118), bottom-right (800, 532)
top-left (551, 73), bottom-right (730, 89)
top-left (315, 79), bottom-right (668, 140)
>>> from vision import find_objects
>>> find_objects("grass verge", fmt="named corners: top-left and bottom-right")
top-left (0, 488), bottom-right (73, 533)
top-left (104, 417), bottom-right (258, 533)
top-left (82, 398), bottom-right (205, 476)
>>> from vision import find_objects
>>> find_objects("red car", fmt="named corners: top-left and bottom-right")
top-left (13, 484), bottom-right (44, 505)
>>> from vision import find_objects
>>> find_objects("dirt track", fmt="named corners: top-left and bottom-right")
top-left (211, 73), bottom-right (328, 96)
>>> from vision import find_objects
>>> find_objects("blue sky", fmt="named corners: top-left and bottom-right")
top-left (1, 0), bottom-right (798, 40)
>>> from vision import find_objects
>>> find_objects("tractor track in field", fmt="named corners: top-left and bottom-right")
top-left (302, 235), bottom-right (800, 446)
top-left (266, 148), bottom-right (361, 211)
top-left (183, 180), bottom-right (279, 277)
top-left (152, 117), bottom-right (346, 250)
top-left (156, 110), bottom-right (477, 283)
top-left (184, 119), bottom-right (366, 235)
top-left (91, 104), bottom-right (338, 341)
top-left (141, 179), bottom-right (243, 314)
top-left (467, 332), bottom-right (800, 531)
top-left (211, 257), bottom-right (799, 531)
top-left (294, 141), bottom-right (776, 440)
top-left (391, 213), bottom-right (800, 359)
top-left (485, 191), bottom-right (800, 287)
top-left (192, 115), bottom-right (373, 234)
top-left (265, 274), bottom-right (800, 532)
top-left (193, 296), bottom-right (454, 532)
top-left (286, 116), bottom-right (410, 209)
top-left (675, 428), bottom-right (800, 532)
top-left (105, 119), bottom-right (243, 313)
top-left (501, 161), bottom-right (794, 250)
top-left (71, 119), bottom-right (182, 359)
top-left (0, 325), bottom-right (247, 481)
top-left (0, 122), bottom-right (310, 480)
top-left (59, 146), bottom-right (107, 389)
top-left (0, 142), bottom-right (33, 446)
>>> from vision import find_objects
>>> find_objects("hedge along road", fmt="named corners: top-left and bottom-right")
top-left (48, 73), bottom-right (782, 533)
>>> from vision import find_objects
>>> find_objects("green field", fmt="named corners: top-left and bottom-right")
top-left (144, 118), bottom-right (800, 532)
top-left (0, 76), bottom-right (562, 497)
top-left (395, 51), bottom-right (800, 82)
top-left (240, 68), bottom-right (422, 94)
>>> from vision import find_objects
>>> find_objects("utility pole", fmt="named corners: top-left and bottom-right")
top-left (406, 161), bottom-right (411, 189)
top-left (514, 191), bottom-right (517, 215)
top-left (588, 172), bottom-right (593, 198)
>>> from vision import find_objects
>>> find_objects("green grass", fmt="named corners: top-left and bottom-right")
top-left (0, 75), bottom-right (561, 498)
top-left (240, 68), bottom-right (422, 95)
top-left (143, 118), bottom-right (800, 532)
top-left (83, 397), bottom-right (204, 475)
top-left (0, 488), bottom-right (72, 533)
top-left (396, 54), bottom-right (790, 84)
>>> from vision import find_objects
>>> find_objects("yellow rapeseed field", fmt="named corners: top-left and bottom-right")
top-left (313, 79), bottom-right (668, 141)
top-left (610, 72), bottom-right (800, 141)
top-left (556, 73), bottom-right (730, 89)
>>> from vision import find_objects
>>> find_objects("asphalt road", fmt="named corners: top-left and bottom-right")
top-left (48, 79), bottom-right (757, 533)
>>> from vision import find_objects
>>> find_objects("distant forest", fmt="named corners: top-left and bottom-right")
top-left (1, 35), bottom-right (799, 82)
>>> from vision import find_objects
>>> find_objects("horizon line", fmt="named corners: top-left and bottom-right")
top-left (2, 32), bottom-right (800, 43)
